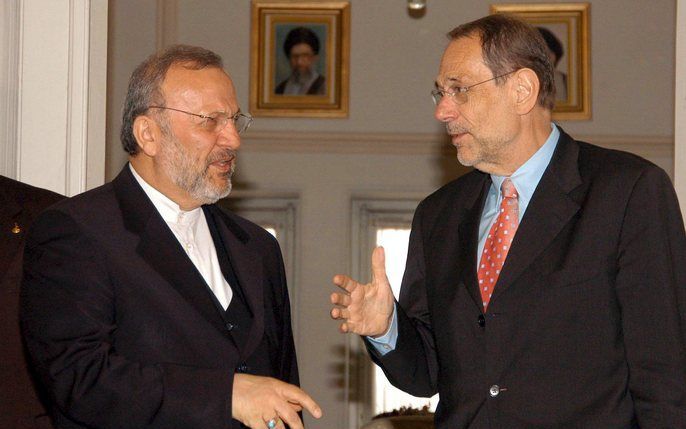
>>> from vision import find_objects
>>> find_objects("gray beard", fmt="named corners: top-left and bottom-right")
top-left (292, 68), bottom-right (314, 83)
top-left (160, 135), bottom-right (235, 205)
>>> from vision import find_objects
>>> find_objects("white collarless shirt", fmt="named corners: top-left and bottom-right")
top-left (129, 164), bottom-right (233, 309)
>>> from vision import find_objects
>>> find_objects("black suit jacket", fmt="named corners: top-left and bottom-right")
top-left (370, 129), bottom-right (686, 428)
top-left (274, 74), bottom-right (326, 95)
top-left (20, 167), bottom-right (298, 429)
top-left (0, 176), bottom-right (62, 429)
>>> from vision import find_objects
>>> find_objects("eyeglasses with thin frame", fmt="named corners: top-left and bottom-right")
top-left (147, 106), bottom-right (254, 134)
top-left (431, 71), bottom-right (516, 106)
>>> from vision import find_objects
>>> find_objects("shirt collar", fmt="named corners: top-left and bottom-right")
top-left (490, 123), bottom-right (559, 207)
top-left (129, 164), bottom-right (202, 225)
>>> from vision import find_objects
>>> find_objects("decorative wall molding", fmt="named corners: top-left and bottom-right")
top-left (9, 1), bottom-right (106, 195)
top-left (66, 0), bottom-right (108, 195)
top-left (242, 131), bottom-right (449, 155)
top-left (86, 0), bottom-right (108, 191)
top-left (242, 130), bottom-right (673, 159)
top-left (65, 0), bottom-right (90, 195)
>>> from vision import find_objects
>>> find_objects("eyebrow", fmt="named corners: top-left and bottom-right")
top-left (435, 77), bottom-right (464, 89)
top-left (207, 108), bottom-right (241, 117)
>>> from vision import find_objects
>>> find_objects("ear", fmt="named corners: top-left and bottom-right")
top-left (133, 115), bottom-right (162, 157)
top-left (512, 68), bottom-right (540, 115)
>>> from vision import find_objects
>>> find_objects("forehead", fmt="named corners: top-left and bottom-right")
top-left (436, 35), bottom-right (491, 86)
top-left (161, 64), bottom-right (237, 110)
top-left (290, 42), bottom-right (315, 54)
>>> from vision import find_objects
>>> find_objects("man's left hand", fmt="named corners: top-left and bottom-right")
top-left (231, 373), bottom-right (322, 429)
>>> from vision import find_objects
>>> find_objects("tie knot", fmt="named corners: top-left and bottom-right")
top-left (501, 178), bottom-right (518, 199)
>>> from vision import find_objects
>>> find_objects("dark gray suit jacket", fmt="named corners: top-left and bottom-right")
top-left (0, 176), bottom-right (62, 429)
top-left (370, 129), bottom-right (686, 428)
top-left (20, 167), bottom-right (298, 428)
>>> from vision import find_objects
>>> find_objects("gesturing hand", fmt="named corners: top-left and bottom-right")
top-left (330, 246), bottom-right (395, 337)
top-left (232, 374), bottom-right (322, 429)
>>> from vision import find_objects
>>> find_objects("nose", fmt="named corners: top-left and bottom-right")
top-left (434, 96), bottom-right (458, 123)
top-left (216, 121), bottom-right (241, 150)
top-left (296, 56), bottom-right (309, 67)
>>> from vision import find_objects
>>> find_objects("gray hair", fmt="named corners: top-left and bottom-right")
top-left (448, 14), bottom-right (556, 110)
top-left (120, 44), bottom-right (224, 155)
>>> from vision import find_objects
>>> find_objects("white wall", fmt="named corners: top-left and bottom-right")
top-left (107, 0), bottom-right (677, 177)
top-left (0, 0), bottom-right (107, 195)
top-left (105, 1), bottom-right (677, 427)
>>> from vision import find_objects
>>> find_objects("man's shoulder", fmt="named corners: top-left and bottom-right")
top-left (0, 175), bottom-right (64, 214)
top-left (572, 138), bottom-right (667, 184)
top-left (27, 181), bottom-right (120, 241)
top-left (275, 79), bottom-right (287, 94)
top-left (47, 181), bottom-right (117, 216)
top-left (309, 75), bottom-right (326, 94)
top-left (576, 139), bottom-right (655, 167)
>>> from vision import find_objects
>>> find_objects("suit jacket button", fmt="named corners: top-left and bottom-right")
top-left (489, 385), bottom-right (500, 397)
top-left (225, 322), bottom-right (235, 331)
top-left (237, 364), bottom-right (249, 373)
top-left (477, 314), bottom-right (486, 327)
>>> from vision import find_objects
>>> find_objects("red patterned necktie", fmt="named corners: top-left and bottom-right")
top-left (477, 178), bottom-right (519, 312)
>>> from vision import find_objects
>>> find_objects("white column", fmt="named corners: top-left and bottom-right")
top-left (2, 0), bottom-right (107, 196)
top-left (0, 0), bottom-right (21, 178)
top-left (676, 0), bottom-right (686, 214)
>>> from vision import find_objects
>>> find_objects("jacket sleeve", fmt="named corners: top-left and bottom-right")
top-left (274, 236), bottom-right (299, 387)
top-left (20, 209), bottom-right (234, 429)
top-left (365, 200), bottom-right (439, 397)
top-left (615, 165), bottom-right (686, 426)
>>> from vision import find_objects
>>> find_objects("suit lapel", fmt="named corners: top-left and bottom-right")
top-left (205, 205), bottom-right (265, 361)
top-left (458, 176), bottom-right (492, 310)
top-left (113, 167), bottom-right (236, 343)
top-left (491, 129), bottom-right (583, 301)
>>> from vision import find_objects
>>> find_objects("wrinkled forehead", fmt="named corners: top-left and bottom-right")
top-left (290, 42), bottom-right (316, 55)
top-left (163, 64), bottom-right (232, 89)
top-left (161, 65), bottom-right (237, 106)
top-left (436, 36), bottom-right (489, 86)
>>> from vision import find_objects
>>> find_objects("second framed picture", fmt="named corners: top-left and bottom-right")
top-left (491, 3), bottom-right (591, 120)
top-left (250, 1), bottom-right (350, 118)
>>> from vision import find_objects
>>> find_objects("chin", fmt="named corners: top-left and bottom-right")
top-left (191, 180), bottom-right (232, 205)
top-left (209, 182), bottom-right (232, 202)
top-left (456, 157), bottom-right (476, 168)
top-left (455, 148), bottom-right (477, 168)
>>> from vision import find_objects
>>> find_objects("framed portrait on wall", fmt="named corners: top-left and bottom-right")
top-left (250, 1), bottom-right (350, 118)
top-left (490, 3), bottom-right (591, 120)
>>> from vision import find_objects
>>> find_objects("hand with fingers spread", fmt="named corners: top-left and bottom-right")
top-left (232, 373), bottom-right (322, 429)
top-left (330, 246), bottom-right (395, 337)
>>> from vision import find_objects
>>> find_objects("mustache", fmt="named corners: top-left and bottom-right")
top-left (446, 122), bottom-right (468, 135)
top-left (206, 149), bottom-right (237, 165)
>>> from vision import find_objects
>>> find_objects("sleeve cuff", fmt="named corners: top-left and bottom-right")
top-left (366, 303), bottom-right (398, 356)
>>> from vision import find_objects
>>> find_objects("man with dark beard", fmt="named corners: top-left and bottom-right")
top-left (21, 45), bottom-right (321, 429)
top-left (274, 27), bottom-right (326, 96)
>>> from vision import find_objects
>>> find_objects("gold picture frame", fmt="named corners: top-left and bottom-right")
top-left (490, 3), bottom-right (591, 120)
top-left (250, 1), bottom-right (350, 118)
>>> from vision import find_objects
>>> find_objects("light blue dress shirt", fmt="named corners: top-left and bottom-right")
top-left (368, 124), bottom-right (560, 355)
